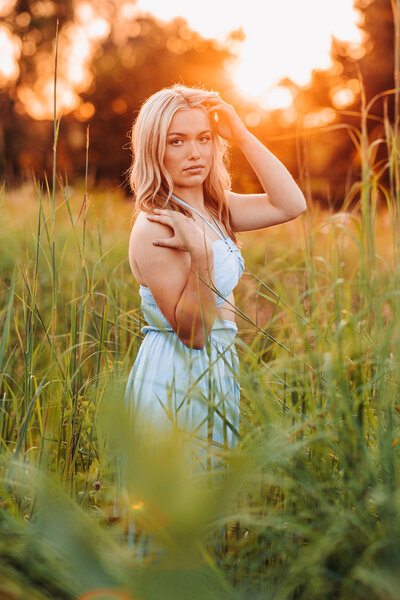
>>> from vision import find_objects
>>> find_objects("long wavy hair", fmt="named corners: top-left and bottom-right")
top-left (128, 84), bottom-right (239, 244)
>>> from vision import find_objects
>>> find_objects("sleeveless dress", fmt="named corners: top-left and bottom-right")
top-left (125, 194), bottom-right (245, 463)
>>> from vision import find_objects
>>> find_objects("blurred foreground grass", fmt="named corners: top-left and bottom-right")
top-left (0, 168), bottom-right (400, 600)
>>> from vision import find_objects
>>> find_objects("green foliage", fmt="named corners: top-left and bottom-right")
top-left (1, 2), bottom-right (400, 594)
top-left (1, 127), bottom-right (400, 597)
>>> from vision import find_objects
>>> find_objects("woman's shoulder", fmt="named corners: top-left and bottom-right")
top-left (130, 209), bottom-right (171, 248)
top-left (128, 208), bottom-right (191, 327)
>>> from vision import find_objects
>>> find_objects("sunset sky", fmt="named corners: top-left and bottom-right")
top-left (135, 0), bottom-right (364, 108)
top-left (0, 0), bottom-right (365, 117)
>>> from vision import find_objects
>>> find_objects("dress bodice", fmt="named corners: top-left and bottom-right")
top-left (139, 194), bottom-right (245, 331)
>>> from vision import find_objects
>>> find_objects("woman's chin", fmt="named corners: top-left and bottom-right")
top-left (175, 176), bottom-right (207, 188)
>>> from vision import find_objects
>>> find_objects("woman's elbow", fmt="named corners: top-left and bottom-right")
top-left (175, 309), bottom-right (216, 349)
top-left (177, 322), bottom-right (212, 349)
top-left (297, 202), bottom-right (307, 217)
top-left (288, 195), bottom-right (307, 219)
top-left (178, 333), bottom-right (206, 350)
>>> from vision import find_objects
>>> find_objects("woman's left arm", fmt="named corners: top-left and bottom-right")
top-left (206, 97), bottom-right (307, 232)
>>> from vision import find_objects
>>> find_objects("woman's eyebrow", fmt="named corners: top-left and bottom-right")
top-left (167, 129), bottom-right (212, 137)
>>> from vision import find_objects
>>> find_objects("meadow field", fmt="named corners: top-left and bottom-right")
top-left (2, 7), bottom-right (400, 586)
top-left (1, 102), bottom-right (400, 600)
top-left (1, 0), bottom-right (400, 596)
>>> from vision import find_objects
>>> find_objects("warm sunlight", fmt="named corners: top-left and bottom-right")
top-left (135, 0), bottom-right (364, 108)
top-left (1, 0), bottom-right (365, 118)
top-left (0, 23), bottom-right (21, 83)
top-left (15, 2), bottom-right (110, 119)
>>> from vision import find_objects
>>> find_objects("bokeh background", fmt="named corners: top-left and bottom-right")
top-left (2, 3), bottom-right (400, 599)
top-left (0, 0), bottom-right (394, 207)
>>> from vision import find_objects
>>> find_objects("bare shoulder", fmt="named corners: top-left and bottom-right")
top-left (128, 211), bottom-right (190, 329)
top-left (129, 209), bottom-right (175, 278)
top-left (130, 210), bottom-right (172, 249)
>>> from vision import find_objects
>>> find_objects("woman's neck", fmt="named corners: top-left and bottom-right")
top-left (172, 186), bottom-right (205, 211)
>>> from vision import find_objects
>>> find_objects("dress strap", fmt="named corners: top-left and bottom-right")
top-left (171, 193), bottom-right (227, 242)
top-left (209, 214), bottom-right (228, 240)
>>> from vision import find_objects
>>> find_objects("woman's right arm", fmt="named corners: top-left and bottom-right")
top-left (130, 213), bottom-right (217, 349)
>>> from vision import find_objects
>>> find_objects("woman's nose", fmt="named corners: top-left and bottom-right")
top-left (188, 142), bottom-right (200, 159)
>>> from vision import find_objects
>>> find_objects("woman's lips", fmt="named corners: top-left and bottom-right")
top-left (184, 166), bottom-right (204, 174)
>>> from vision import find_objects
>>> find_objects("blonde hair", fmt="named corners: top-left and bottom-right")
top-left (128, 84), bottom-right (239, 244)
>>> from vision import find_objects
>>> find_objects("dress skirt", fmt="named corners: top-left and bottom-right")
top-left (125, 318), bottom-right (240, 461)
top-left (116, 318), bottom-right (240, 554)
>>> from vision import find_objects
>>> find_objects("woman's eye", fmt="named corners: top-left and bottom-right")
top-left (170, 139), bottom-right (183, 146)
top-left (199, 136), bottom-right (211, 143)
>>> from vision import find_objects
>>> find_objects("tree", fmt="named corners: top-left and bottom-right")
top-left (0, 4), bottom-right (240, 186)
top-left (74, 15), bottom-right (236, 186)
top-left (0, 0), bottom-right (75, 181)
top-left (276, 0), bottom-right (395, 208)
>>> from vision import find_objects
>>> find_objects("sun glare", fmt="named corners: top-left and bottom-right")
top-left (12, 2), bottom-right (110, 119)
top-left (260, 87), bottom-right (293, 111)
top-left (3, 0), bottom-right (364, 117)
top-left (0, 24), bottom-right (21, 82)
top-left (330, 78), bottom-right (360, 108)
top-left (135, 0), bottom-right (363, 109)
top-left (0, 0), bottom-right (17, 18)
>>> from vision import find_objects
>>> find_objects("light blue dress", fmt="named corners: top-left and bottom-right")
top-left (125, 193), bottom-right (245, 462)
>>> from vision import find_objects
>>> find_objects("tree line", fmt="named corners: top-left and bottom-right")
top-left (0, 0), bottom-right (395, 208)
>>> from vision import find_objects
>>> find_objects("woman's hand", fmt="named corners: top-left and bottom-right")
top-left (204, 95), bottom-right (250, 146)
top-left (146, 208), bottom-right (209, 255)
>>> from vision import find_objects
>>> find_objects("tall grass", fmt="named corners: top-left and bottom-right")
top-left (1, 15), bottom-right (400, 600)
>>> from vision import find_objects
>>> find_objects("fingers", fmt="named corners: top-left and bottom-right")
top-left (206, 104), bottom-right (234, 117)
top-left (152, 237), bottom-right (175, 248)
top-left (146, 214), bottom-right (169, 224)
top-left (147, 211), bottom-right (188, 250)
top-left (146, 212), bottom-right (175, 227)
top-left (205, 102), bottom-right (235, 126)
top-left (146, 213), bottom-right (186, 233)
top-left (204, 93), bottom-right (223, 105)
top-left (204, 97), bottom-right (233, 111)
top-left (153, 236), bottom-right (188, 250)
top-left (149, 208), bottom-right (186, 220)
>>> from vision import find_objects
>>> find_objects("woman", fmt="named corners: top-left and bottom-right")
top-left (125, 84), bottom-right (306, 468)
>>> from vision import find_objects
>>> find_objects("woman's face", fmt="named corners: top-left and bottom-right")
top-left (163, 107), bottom-right (214, 192)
